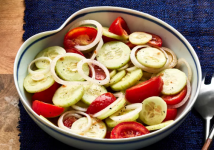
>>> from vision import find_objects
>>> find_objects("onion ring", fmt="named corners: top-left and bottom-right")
top-left (71, 105), bottom-right (88, 112)
top-left (130, 45), bottom-right (169, 73)
top-left (110, 103), bottom-right (142, 121)
top-left (90, 38), bottom-right (103, 60)
top-left (77, 59), bottom-right (110, 85)
top-left (161, 47), bottom-right (177, 68)
top-left (167, 79), bottom-right (191, 109)
top-left (70, 20), bottom-right (103, 51)
top-left (176, 58), bottom-right (192, 81)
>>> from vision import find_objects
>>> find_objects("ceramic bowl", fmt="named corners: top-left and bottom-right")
top-left (14, 6), bottom-right (201, 150)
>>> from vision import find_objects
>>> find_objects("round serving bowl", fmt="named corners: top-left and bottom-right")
top-left (14, 6), bottom-right (201, 150)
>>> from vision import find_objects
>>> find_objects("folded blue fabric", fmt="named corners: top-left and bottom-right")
top-left (20, 0), bottom-right (214, 149)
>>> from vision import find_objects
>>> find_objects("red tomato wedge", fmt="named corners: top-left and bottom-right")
top-left (32, 100), bottom-right (64, 118)
top-left (147, 33), bottom-right (163, 47)
top-left (125, 76), bottom-right (163, 103)
top-left (105, 131), bottom-right (111, 139)
top-left (163, 109), bottom-right (177, 122)
top-left (65, 48), bottom-right (85, 57)
top-left (32, 82), bottom-right (60, 104)
top-left (110, 122), bottom-right (150, 139)
top-left (89, 65), bottom-right (106, 80)
top-left (109, 17), bottom-right (130, 37)
top-left (63, 116), bottom-right (78, 128)
top-left (63, 27), bottom-right (97, 48)
top-left (162, 86), bottom-right (187, 105)
top-left (86, 93), bottom-right (116, 114)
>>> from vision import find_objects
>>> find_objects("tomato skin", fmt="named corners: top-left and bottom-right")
top-left (32, 100), bottom-right (64, 118)
top-left (163, 109), bottom-right (177, 122)
top-left (65, 48), bottom-right (85, 57)
top-left (63, 27), bottom-right (97, 48)
top-left (89, 65), bottom-right (106, 80)
top-left (162, 86), bottom-right (187, 105)
top-left (110, 122), bottom-right (150, 139)
top-left (125, 76), bottom-right (163, 103)
top-left (86, 93), bottom-right (116, 114)
top-left (32, 82), bottom-right (60, 104)
top-left (109, 17), bottom-right (130, 37)
top-left (147, 33), bottom-right (163, 47)
top-left (105, 131), bottom-right (111, 139)
top-left (63, 116), bottom-right (78, 128)
top-left (102, 35), bottom-right (117, 43)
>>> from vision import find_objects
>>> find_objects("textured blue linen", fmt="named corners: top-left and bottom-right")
top-left (19, 0), bottom-right (214, 149)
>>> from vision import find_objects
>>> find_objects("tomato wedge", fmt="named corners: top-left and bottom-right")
top-left (147, 33), bottom-right (163, 47)
top-left (86, 93), bottom-right (116, 114)
top-left (89, 65), bottom-right (106, 80)
top-left (63, 116), bottom-right (78, 128)
top-left (32, 100), bottom-right (64, 118)
top-left (65, 48), bottom-right (85, 57)
top-left (163, 109), bottom-right (177, 122)
top-left (63, 27), bottom-right (97, 48)
top-left (109, 17), bottom-right (130, 37)
top-left (110, 122), bottom-right (150, 139)
top-left (125, 76), bottom-right (163, 103)
top-left (32, 82), bottom-right (60, 104)
top-left (162, 86), bottom-right (187, 105)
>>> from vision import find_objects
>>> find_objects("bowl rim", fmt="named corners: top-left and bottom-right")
top-left (14, 6), bottom-right (202, 143)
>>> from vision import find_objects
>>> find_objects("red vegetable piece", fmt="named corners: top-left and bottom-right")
top-left (105, 131), bottom-right (111, 139)
top-left (65, 48), bottom-right (85, 57)
top-left (125, 41), bottom-right (136, 49)
top-left (147, 33), bottom-right (163, 47)
top-left (63, 27), bottom-right (97, 48)
top-left (125, 76), bottom-right (163, 103)
top-left (102, 35), bottom-right (117, 43)
top-left (32, 82), bottom-right (60, 104)
top-left (32, 100), bottom-right (64, 118)
top-left (89, 65), bottom-right (106, 80)
top-left (86, 93), bottom-right (116, 115)
top-left (63, 116), bottom-right (78, 128)
top-left (163, 109), bottom-right (177, 122)
top-left (162, 86), bottom-right (187, 105)
top-left (110, 122), bottom-right (150, 139)
top-left (109, 17), bottom-right (130, 37)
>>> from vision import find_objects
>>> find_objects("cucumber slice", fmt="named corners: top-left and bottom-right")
top-left (55, 55), bottom-right (89, 81)
top-left (52, 85), bottom-right (84, 107)
top-left (82, 84), bottom-right (107, 105)
top-left (146, 120), bottom-right (174, 131)
top-left (35, 46), bottom-right (66, 69)
top-left (97, 41), bottom-right (131, 69)
top-left (129, 32), bottom-right (152, 45)
top-left (103, 27), bottom-right (128, 40)
top-left (111, 69), bottom-right (143, 91)
top-left (105, 110), bottom-right (139, 128)
top-left (97, 98), bottom-right (126, 120)
top-left (105, 70), bottom-right (126, 87)
top-left (23, 71), bottom-right (55, 93)
top-left (139, 96), bottom-right (167, 125)
top-left (157, 68), bottom-right (187, 95)
top-left (110, 70), bottom-right (117, 78)
top-left (137, 47), bottom-right (166, 68)
top-left (71, 117), bottom-right (106, 138)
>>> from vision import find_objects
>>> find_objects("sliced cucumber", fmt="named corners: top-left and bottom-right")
top-left (139, 96), bottom-right (167, 125)
top-left (137, 47), bottom-right (166, 68)
top-left (52, 85), bottom-right (84, 107)
top-left (97, 41), bottom-right (131, 69)
top-left (157, 68), bottom-right (187, 95)
top-left (97, 98), bottom-right (126, 120)
top-left (103, 27), bottom-right (128, 40)
top-left (82, 84), bottom-right (107, 105)
top-left (71, 117), bottom-right (106, 138)
top-left (129, 32), bottom-right (152, 45)
top-left (55, 55), bottom-right (89, 81)
top-left (105, 110), bottom-right (139, 128)
top-left (35, 46), bottom-right (66, 69)
top-left (146, 120), bottom-right (174, 131)
top-left (111, 69), bottom-right (143, 91)
top-left (109, 70), bottom-right (117, 78)
top-left (74, 100), bottom-right (88, 109)
top-left (105, 70), bottom-right (126, 87)
top-left (23, 71), bottom-right (55, 93)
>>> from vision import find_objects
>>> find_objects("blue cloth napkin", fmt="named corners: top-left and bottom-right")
top-left (19, 0), bottom-right (214, 149)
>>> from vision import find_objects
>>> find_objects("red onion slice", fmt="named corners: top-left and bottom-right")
top-left (167, 79), bottom-right (191, 109)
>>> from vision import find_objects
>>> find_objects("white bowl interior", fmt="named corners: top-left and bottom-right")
top-left (14, 7), bottom-right (201, 145)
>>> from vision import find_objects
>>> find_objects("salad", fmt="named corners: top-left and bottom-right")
top-left (24, 17), bottom-right (192, 139)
